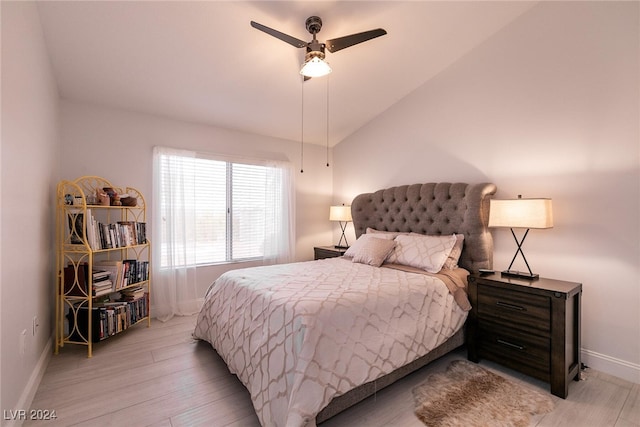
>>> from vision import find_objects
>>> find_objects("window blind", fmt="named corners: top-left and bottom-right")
top-left (157, 152), bottom-right (288, 267)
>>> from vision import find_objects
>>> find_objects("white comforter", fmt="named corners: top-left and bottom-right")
top-left (193, 258), bottom-right (467, 427)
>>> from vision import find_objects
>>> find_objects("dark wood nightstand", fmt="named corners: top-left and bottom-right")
top-left (467, 272), bottom-right (582, 398)
top-left (314, 246), bottom-right (347, 260)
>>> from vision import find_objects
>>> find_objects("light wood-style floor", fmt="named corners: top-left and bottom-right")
top-left (28, 315), bottom-right (639, 427)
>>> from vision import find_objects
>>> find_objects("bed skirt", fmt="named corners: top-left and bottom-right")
top-left (316, 327), bottom-right (465, 423)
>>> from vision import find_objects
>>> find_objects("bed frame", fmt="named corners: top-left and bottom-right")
top-left (316, 182), bottom-right (496, 423)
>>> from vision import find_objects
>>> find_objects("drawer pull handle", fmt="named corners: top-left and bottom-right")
top-left (496, 301), bottom-right (525, 311)
top-left (497, 339), bottom-right (525, 351)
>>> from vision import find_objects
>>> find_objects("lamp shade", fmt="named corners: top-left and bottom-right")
top-left (300, 55), bottom-right (332, 78)
top-left (488, 198), bottom-right (553, 229)
top-left (329, 205), bottom-right (352, 222)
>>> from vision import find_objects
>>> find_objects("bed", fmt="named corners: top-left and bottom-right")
top-left (193, 182), bottom-right (496, 426)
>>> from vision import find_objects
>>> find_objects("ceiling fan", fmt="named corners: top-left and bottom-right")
top-left (250, 16), bottom-right (387, 78)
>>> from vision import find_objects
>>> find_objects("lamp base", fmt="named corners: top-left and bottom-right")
top-left (501, 269), bottom-right (539, 280)
top-left (334, 245), bottom-right (349, 250)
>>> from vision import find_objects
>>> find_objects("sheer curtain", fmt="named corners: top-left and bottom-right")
top-left (152, 146), bottom-right (201, 322)
top-left (152, 147), bottom-right (295, 321)
top-left (262, 161), bottom-right (295, 265)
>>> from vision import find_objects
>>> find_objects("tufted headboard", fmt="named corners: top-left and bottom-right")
top-left (351, 182), bottom-right (497, 273)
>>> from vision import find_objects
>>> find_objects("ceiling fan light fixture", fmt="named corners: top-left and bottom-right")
top-left (300, 52), bottom-right (332, 78)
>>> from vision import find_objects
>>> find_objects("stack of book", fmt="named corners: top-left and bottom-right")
top-left (120, 286), bottom-right (145, 301)
top-left (92, 269), bottom-right (113, 297)
top-left (93, 261), bottom-right (124, 291)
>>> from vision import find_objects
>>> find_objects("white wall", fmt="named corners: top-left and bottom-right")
top-left (60, 101), bottom-right (334, 296)
top-left (1, 1), bottom-right (61, 415)
top-left (333, 1), bottom-right (639, 382)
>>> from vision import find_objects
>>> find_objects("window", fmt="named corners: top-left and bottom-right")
top-left (154, 147), bottom-right (294, 268)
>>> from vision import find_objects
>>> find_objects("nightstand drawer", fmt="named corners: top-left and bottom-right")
top-left (314, 246), bottom-right (346, 260)
top-left (477, 285), bottom-right (550, 333)
top-left (478, 322), bottom-right (550, 379)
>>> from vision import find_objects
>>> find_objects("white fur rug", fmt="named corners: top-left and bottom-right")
top-left (412, 360), bottom-right (554, 427)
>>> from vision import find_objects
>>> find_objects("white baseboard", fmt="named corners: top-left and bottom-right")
top-left (582, 348), bottom-right (640, 384)
top-left (4, 338), bottom-right (53, 427)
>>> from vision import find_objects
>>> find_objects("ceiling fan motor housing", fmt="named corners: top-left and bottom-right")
top-left (305, 16), bottom-right (323, 35)
top-left (307, 40), bottom-right (325, 54)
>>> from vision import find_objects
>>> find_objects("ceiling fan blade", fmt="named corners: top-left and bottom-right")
top-left (325, 28), bottom-right (387, 53)
top-left (250, 21), bottom-right (308, 48)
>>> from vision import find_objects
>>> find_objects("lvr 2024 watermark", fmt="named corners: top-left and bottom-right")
top-left (3, 409), bottom-right (57, 421)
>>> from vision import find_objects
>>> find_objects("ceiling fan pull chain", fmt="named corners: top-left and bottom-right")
top-left (326, 74), bottom-right (330, 167)
top-left (300, 76), bottom-right (304, 173)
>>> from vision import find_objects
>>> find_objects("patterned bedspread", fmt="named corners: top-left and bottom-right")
top-left (193, 258), bottom-right (468, 427)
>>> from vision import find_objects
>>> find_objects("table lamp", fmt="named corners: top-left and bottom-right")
top-left (488, 195), bottom-right (553, 279)
top-left (330, 205), bottom-right (352, 249)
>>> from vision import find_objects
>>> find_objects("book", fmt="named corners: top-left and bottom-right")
top-left (93, 279), bottom-right (113, 289)
top-left (93, 283), bottom-right (114, 297)
top-left (137, 222), bottom-right (147, 244)
top-left (67, 212), bottom-right (84, 244)
top-left (63, 264), bottom-right (87, 297)
top-left (92, 270), bottom-right (110, 281)
top-left (120, 286), bottom-right (145, 301)
top-left (85, 209), bottom-right (99, 250)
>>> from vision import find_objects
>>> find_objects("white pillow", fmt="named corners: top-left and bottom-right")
top-left (344, 233), bottom-right (395, 261)
top-left (351, 238), bottom-right (396, 267)
top-left (443, 234), bottom-right (465, 270)
top-left (387, 234), bottom-right (457, 273)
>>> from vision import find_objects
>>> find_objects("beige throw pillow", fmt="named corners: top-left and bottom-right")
top-left (344, 234), bottom-right (396, 267)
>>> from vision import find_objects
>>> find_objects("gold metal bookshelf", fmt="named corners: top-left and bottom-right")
top-left (55, 176), bottom-right (151, 357)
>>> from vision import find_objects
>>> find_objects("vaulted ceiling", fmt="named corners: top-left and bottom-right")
top-left (36, 1), bottom-right (536, 146)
